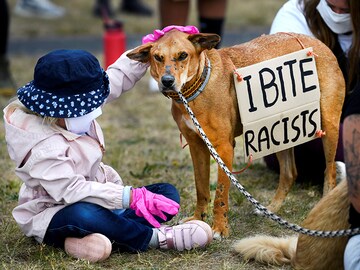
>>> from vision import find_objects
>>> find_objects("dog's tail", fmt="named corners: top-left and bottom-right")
top-left (232, 235), bottom-right (298, 266)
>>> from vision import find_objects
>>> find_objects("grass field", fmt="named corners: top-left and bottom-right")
top-left (1, 0), bottom-right (328, 269)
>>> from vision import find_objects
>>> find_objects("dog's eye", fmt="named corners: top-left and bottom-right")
top-left (178, 52), bottom-right (188, 61)
top-left (154, 55), bottom-right (162, 62)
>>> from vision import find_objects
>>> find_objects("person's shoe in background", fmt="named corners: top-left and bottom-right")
top-left (14, 0), bottom-right (65, 19)
top-left (93, 0), bottom-right (114, 18)
top-left (120, 0), bottom-right (153, 16)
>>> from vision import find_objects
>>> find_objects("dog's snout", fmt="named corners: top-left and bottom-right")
top-left (161, 75), bottom-right (175, 88)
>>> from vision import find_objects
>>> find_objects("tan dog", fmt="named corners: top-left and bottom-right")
top-left (127, 30), bottom-right (345, 238)
top-left (233, 179), bottom-right (350, 270)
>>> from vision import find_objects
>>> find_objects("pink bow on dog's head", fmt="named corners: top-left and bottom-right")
top-left (142, 25), bottom-right (200, 44)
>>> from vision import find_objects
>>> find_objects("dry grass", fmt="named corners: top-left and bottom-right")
top-left (1, 0), bottom-right (328, 269)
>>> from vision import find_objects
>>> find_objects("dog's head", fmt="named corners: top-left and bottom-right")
top-left (127, 30), bottom-right (220, 95)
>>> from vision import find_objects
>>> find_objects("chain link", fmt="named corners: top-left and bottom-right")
top-left (176, 90), bottom-right (359, 238)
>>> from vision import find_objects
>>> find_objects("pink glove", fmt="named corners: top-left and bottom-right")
top-left (130, 187), bottom-right (180, 228)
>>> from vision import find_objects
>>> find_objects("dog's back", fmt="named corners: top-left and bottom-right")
top-left (222, 33), bottom-right (338, 70)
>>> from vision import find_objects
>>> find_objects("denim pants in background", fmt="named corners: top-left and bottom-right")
top-left (44, 183), bottom-right (180, 252)
top-left (344, 234), bottom-right (360, 269)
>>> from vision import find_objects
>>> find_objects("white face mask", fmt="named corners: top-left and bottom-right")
top-left (316, 0), bottom-right (352, 34)
top-left (65, 107), bottom-right (102, 135)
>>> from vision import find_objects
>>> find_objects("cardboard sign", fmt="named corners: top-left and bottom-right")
top-left (234, 48), bottom-right (321, 161)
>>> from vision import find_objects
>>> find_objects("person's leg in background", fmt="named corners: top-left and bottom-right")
top-left (93, 0), bottom-right (114, 18)
top-left (0, 0), bottom-right (16, 97)
top-left (344, 234), bottom-right (360, 270)
top-left (343, 82), bottom-right (360, 269)
top-left (159, 0), bottom-right (227, 48)
top-left (94, 0), bottom-right (153, 18)
top-left (343, 115), bottom-right (360, 270)
top-left (198, 0), bottom-right (227, 48)
top-left (159, 0), bottom-right (189, 27)
top-left (120, 0), bottom-right (153, 16)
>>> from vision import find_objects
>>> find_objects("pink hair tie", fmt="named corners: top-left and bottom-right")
top-left (142, 25), bottom-right (200, 44)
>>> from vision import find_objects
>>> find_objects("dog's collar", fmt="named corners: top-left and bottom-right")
top-left (163, 57), bottom-right (211, 103)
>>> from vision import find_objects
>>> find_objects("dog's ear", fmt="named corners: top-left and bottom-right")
top-left (126, 44), bottom-right (153, 63)
top-left (188, 33), bottom-right (221, 51)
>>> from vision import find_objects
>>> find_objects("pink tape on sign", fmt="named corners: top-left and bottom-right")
top-left (142, 25), bottom-right (200, 44)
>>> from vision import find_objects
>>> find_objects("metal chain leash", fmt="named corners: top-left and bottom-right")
top-left (176, 90), bottom-right (360, 238)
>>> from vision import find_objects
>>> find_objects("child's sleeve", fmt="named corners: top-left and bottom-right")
top-left (105, 49), bottom-right (149, 103)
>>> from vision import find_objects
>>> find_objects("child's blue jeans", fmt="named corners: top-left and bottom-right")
top-left (43, 183), bottom-right (180, 252)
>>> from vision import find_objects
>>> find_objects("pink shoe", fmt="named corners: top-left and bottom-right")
top-left (158, 220), bottom-right (213, 251)
top-left (64, 233), bottom-right (112, 262)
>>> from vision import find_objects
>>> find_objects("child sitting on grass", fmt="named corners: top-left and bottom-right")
top-left (3, 49), bottom-right (213, 262)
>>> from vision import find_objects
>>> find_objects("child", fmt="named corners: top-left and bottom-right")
top-left (3, 49), bottom-right (213, 262)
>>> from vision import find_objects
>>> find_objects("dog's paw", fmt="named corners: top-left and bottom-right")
top-left (212, 225), bottom-right (229, 239)
top-left (213, 231), bottom-right (223, 240)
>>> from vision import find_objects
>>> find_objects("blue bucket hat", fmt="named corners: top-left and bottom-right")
top-left (17, 49), bottom-right (110, 118)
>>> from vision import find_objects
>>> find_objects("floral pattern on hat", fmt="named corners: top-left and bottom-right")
top-left (18, 76), bottom-right (109, 118)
